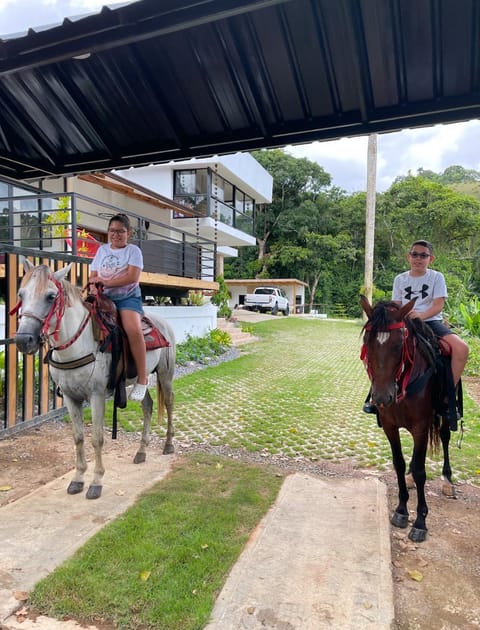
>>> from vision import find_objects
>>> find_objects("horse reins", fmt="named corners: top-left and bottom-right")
top-left (361, 320), bottom-right (417, 403)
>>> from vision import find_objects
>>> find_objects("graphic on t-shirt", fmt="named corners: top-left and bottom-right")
top-left (404, 284), bottom-right (429, 300)
top-left (99, 254), bottom-right (122, 279)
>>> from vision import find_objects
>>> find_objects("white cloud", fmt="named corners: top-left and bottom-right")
top-left (0, 0), bottom-right (126, 36)
top-left (287, 119), bottom-right (480, 193)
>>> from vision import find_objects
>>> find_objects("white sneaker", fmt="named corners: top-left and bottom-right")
top-left (130, 383), bottom-right (147, 401)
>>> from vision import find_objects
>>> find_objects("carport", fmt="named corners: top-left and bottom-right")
top-left (1, 0), bottom-right (479, 181)
top-left (225, 278), bottom-right (307, 313)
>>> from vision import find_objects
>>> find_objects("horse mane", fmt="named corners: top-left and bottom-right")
top-left (363, 300), bottom-right (401, 335)
top-left (21, 264), bottom-right (82, 305)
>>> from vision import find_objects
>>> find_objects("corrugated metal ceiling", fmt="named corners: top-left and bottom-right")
top-left (0, 0), bottom-right (479, 181)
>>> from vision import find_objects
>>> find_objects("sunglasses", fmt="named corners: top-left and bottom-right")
top-left (409, 251), bottom-right (431, 259)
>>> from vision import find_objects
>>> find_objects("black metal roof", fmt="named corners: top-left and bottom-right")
top-left (1, 0), bottom-right (479, 181)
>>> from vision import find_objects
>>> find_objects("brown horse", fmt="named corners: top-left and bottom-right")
top-left (360, 296), bottom-right (455, 542)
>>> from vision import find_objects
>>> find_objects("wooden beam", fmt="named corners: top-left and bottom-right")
top-left (140, 271), bottom-right (218, 292)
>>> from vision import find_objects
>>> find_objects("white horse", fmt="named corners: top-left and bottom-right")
top-left (13, 260), bottom-right (175, 499)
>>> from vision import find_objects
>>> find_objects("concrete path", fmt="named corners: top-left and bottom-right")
top-left (0, 451), bottom-right (174, 629)
top-left (0, 455), bottom-right (394, 629)
top-left (205, 473), bottom-right (394, 630)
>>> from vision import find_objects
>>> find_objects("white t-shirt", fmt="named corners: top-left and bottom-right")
top-left (392, 268), bottom-right (447, 321)
top-left (90, 243), bottom-right (143, 300)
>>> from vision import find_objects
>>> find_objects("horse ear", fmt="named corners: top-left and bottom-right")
top-left (360, 294), bottom-right (373, 318)
top-left (22, 257), bottom-right (35, 272)
top-left (399, 297), bottom-right (417, 319)
top-left (53, 263), bottom-right (73, 282)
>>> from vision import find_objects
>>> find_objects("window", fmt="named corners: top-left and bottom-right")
top-left (235, 191), bottom-right (245, 213)
top-left (217, 202), bottom-right (233, 226)
top-left (172, 168), bottom-right (254, 235)
top-left (174, 169), bottom-right (208, 195)
top-left (224, 181), bottom-right (234, 204)
top-left (212, 173), bottom-right (224, 201)
top-left (174, 170), bottom-right (209, 216)
top-left (175, 171), bottom-right (195, 195)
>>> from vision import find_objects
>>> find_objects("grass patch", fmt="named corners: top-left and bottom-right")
top-left (29, 453), bottom-right (283, 630)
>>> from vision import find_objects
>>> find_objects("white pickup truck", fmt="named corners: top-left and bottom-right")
top-left (244, 287), bottom-right (290, 316)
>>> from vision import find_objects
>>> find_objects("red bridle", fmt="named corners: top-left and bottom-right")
top-left (10, 276), bottom-right (91, 350)
top-left (360, 320), bottom-right (416, 403)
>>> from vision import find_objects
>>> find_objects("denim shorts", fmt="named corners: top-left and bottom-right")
top-left (425, 319), bottom-right (453, 337)
top-left (110, 294), bottom-right (144, 315)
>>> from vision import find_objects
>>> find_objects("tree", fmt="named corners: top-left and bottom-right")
top-left (270, 232), bottom-right (357, 312)
top-left (375, 175), bottom-right (480, 300)
top-left (210, 275), bottom-right (232, 319)
top-left (250, 149), bottom-right (331, 275)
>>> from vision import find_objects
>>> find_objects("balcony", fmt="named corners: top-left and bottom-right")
top-left (0, 190), bottom-right (218, 291)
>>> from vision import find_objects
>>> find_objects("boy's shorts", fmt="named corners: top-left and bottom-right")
top-left (425, 320), bottom-right (453, 337)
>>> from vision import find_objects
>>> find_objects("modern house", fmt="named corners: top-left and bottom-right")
top-left (113, 151), bottom-right (271, 277)
top-left (0, 153), bottom-right (272, 427)
top-left (1, 151), bottom-right (272, 335)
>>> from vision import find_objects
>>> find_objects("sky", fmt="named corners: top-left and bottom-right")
top-left (2, 0), bottom-right (480, 194)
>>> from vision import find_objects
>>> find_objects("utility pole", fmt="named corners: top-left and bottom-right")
top-left (364, 133), bottom-right (377, 305)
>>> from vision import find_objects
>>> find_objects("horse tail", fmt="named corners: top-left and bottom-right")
top-left (428, 416), bottom-right (441, 456)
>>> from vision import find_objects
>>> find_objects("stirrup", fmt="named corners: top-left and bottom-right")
top-left (130, 383), bottom-right (147, 401)
top-left (442, 408), bottom-right (461, 432)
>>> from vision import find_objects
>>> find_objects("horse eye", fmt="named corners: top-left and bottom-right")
top-left (46, 291), bottom-right (57, 302)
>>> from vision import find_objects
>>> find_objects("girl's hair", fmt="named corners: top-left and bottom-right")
top-left (108, 213), bottom-right (131, 230)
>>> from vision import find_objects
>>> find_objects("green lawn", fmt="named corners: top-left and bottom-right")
top-left (116, 317), bottom-right (480, 481)
top-left (30, 453), bottom-right (282, 630)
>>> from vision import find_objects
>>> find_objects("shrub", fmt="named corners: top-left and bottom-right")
top-left (176, 329), bottom-right (231, 365)
top-left (210, 275), bottom-right (232, 319)
top-left (447, 296), bottom-right (480, 337)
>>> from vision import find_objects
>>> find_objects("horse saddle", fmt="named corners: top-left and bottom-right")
top-left (414, 328), bottom-right (463, 422)
top-left (85, 294), bottom-right (170, 351)
top-left (84, 293), bottom-right (170, 409)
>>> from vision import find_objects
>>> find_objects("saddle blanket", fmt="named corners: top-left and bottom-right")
top-left (141, 317), bottom-right (170, 350)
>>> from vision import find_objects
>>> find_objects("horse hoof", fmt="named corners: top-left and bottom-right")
top-left (86, 485), bottom-right (102, 500)
top-left (408, 527), bottom-right (427, 543)
top-left (442, 482), bottom-right (457, 498)
top-left (133, 452), bottom-right (146, 464)
top-left (67, 481), bottom-right (84, 495)
top-left (163, 445), bottom-right (175, 455)
top-left (391, 512), bottom-right (409, 528)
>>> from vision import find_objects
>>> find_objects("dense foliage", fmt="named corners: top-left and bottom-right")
top-left (225, 153), bottom-right (480, 319)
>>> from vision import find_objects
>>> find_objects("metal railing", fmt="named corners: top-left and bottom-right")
top-left (0, 190), bottom-right (217, 281)
top-left (0, 190), bottom-right (219, 431)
